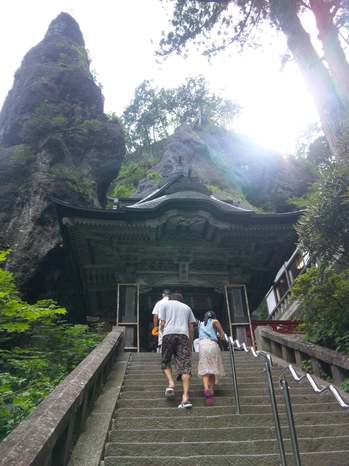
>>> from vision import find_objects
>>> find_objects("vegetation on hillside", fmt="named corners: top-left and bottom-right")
top-left (110, 76), bottom-right (316, 209)
top-left (108, 141), bottom-right (165, 201)
top-left (122, 76), bottom-right (239, 152)
top-left (0, 251), bottom-right (103, 440)
top-left (109, 76), bottom-right (240, 201)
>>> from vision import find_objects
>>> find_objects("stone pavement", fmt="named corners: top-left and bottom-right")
top-left (100, 351), bottom-right (349, 466)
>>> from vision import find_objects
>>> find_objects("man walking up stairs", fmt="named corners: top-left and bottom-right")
top-left (101, 351), bottom-right (349, 466)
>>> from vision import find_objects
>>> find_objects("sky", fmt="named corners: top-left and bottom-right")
top-left (0, 0), bottom-right (319, 154)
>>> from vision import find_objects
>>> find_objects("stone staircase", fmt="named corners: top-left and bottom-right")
top-left (101, 351), bottom-right (349, 466)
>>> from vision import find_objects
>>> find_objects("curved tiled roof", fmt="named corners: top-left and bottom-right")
top-left (127, 191), bottom-right (252, 213)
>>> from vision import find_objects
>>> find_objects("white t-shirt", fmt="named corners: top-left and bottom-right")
top-left (152, 296), bottom-right (169, 346)
top-left (152, 296), bottom-right (169, 317)
top-left (159, 300), bottom-right (196, 338)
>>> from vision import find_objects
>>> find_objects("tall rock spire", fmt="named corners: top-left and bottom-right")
top-left (44, 12), bottom-right (85, 45)
top-left (0, 12), bottom-right (103, 146)
top-left (0, 13), bottom-right (125, 300)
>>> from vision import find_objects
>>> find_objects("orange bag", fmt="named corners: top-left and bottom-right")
top-left (152, 326), bottom-right (159, 337)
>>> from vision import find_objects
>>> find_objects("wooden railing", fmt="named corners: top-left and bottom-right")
top-left (255, 326), bottom-right (349, 384)
top-left (0, 326), bottom-right (124, 466)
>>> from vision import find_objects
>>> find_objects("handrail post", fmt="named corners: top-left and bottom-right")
top-left (226, 335), bottom-right (241, 414)
top-left (280, 378), bottom-right (302, 466)
top-left (263, 356), bottom-right (287, 466)
top-left (232, 339), bottom-right (287, 466)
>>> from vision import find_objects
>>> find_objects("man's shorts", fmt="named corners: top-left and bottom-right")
top-left (161, 333), bottom-right (192, 376)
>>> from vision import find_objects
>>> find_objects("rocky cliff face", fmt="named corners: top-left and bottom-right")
top-left (0, 13), bottom-right (125, 298)
top-left (113, 124), bottom-right (315, 212)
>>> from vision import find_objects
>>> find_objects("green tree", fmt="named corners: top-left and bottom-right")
top-left (0, 253), bottom-right (66, 341)
top-left (122, 80), bottom-right (169, 150)
top-left (296, 160), bottom-right (349, 265)
top-left (292, 265), bottom-right (349, 353)
top-left (0, 252), bottom-right (102, 439)
top-left (158, 0), bottom-right (349, 160)
top-left (169, 75), bottom-right (239, 127)
top-left (122, 76), bottom-right (239, 152)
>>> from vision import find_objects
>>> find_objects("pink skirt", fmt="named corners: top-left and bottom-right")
top-left (198, 339), bottom-right (226, 380)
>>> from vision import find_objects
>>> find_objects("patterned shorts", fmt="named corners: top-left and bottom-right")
top-left (161, 334), bottom-right (192, 376)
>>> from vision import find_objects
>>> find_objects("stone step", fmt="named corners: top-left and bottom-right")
top-left (126, 360), bottom-right (263, 367)
top-left (123, 377), bottom-right (270, 386)
top-left (112, 411), bottom-right (348, 430)
top-left (125, 367), bottom-right (266, 382)
top-left (124, 367), bottom-right (285, 376)
top-left (102, 352), bottom-right (349, 466)
top-left (126, 360), bottom-right (264, 367)
top-left (129, 352), bottom-right (244, 358)
top-left (117, 395), bottom-right (238, 406)
top-left (126, 367), bottom-right (265, 372)
top-left (103, 450), bottom-right (349, 466)
top-left (117, 393), bottom-right (335, 408)
top-left (126, 367), bottom-right (262, 371)
top-left (121, 381), bottom-right (316, 393)
top-left (114, 402), bottom-right (341, 418)
top-left (109, 423), bottom-right (349, 443)
top-left (104, 435), bottom-right (349, 457)
top-left (126, 360), bottom-right (261, 366)
top-left (122, 374), bottom-right (282, 384)
top-left (127, 357), bottom-right (261, 363)
top-left (125, 367), bottom-right (265, 375)
top-left (120, 386), bottom-right (317, 397)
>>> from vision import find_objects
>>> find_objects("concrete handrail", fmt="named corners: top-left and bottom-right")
top-left (0, 326), bottom-right (124, 466)
top-left (255, 326), bottom-right (349, 384)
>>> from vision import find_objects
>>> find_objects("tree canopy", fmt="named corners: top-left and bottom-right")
top-left (296, 160), bottom-right (349, 264)
top-left (158, 0), bottom-right (349, 265)
top-left (122, 75), bottom-right (239, 152)
top-left (292, 264), bottom-right (349, 355)
top-left (159, 1), bottom-right (349, 159)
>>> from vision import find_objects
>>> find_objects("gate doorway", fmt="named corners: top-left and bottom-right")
top-left (139, 286), bottom-right (227, 352)
top-left (116, 284), bottom-right (253, 352)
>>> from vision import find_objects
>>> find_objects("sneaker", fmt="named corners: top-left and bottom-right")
top-left (178, 400), bottom-right (192, 409)
top-left (165, 386), bottom-right (175, 399)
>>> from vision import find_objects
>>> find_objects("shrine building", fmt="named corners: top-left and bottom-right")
top-left (55, 173), bottom-right (299, 351)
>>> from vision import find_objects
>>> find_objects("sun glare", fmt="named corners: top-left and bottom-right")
top-left (0, 0), bottom-right (320, 156)
top-left (232, 65), bottom-right (319, 154)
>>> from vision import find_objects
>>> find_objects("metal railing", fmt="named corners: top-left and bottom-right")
top-left (224, 334), bottom-right (241, 414)
top-left (279, 364), bottom-right (349, 466)
top-left (232, 337), bottom-right (287, 466)
top-left (225, 334), bottom-right (349, 466)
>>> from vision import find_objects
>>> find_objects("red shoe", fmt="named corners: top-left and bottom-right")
top-left (204, 388), bottom-right (214, 406)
